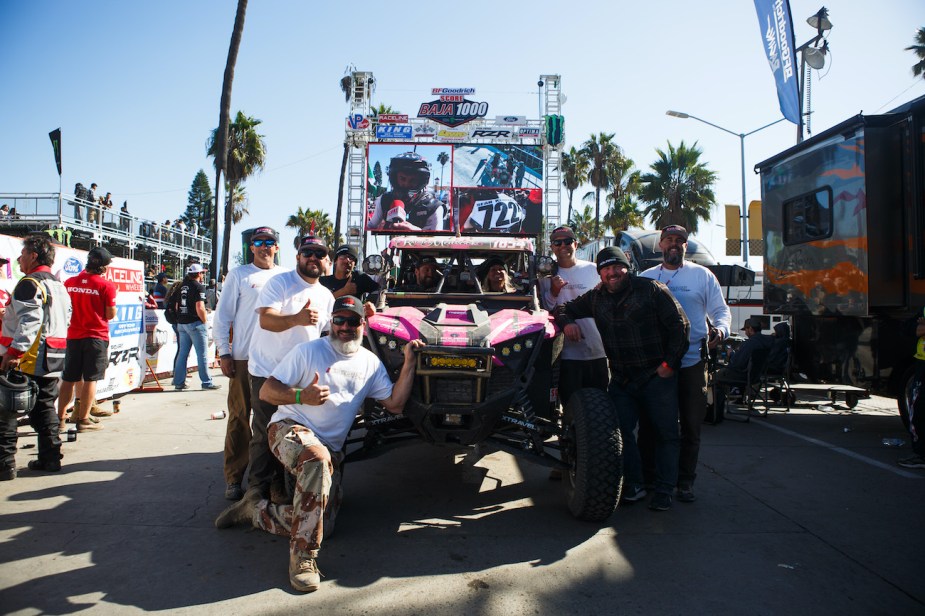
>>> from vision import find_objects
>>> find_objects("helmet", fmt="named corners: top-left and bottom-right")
top-left (0, 371), bottom-right (38, 415)
top-left (388, 152), bottom-right (431, 191)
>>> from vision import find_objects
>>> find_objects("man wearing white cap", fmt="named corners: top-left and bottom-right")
top-left (213, 226), bottom-right (286, 501)
top-left (172, 263), bottom-right (220, 391)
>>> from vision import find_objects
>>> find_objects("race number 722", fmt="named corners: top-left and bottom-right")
top-left (474, 199), bottom-right (524, 231)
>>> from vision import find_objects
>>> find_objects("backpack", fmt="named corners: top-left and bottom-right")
top-left (163, 282), bottom-right (182, 325)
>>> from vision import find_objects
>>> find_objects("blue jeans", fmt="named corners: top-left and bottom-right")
top-left (609, 373), bottom-right (680, 495)
top-left (173, 321), bottom-right (213, 387)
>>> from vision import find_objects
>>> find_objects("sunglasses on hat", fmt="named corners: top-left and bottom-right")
top-left (252, 239), bottom-right (277, 247)
top-left (331, 315), bottom-right (363, 327)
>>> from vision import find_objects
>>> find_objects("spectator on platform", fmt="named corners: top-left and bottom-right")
top-left (0, 205), bottom-right (9, 219)
top-left (8, 208), bottom-right (19, 220)
top-left (88, 184), bottom-right (99, 223)
top-left (57, 247), bottom-right (117, 432)
top-left (100, 193), bottom-right (113, 209)
top-left (120, 202), bottom-right (130, 233)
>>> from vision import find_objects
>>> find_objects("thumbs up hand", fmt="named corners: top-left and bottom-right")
top-left (301, 371), bottom-right (330, 405)
top-left (292, 298), bottom-right (319, 327)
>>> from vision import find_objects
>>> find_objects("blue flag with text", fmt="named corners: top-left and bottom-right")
top-left (753, 0), bottom-right (799, 124)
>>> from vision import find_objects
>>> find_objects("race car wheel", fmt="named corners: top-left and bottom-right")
top-left (562, 388), bottom-right (623, 522)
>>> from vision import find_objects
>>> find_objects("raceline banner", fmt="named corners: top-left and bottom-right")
top-left (754, 0), bottom-right (800, 124)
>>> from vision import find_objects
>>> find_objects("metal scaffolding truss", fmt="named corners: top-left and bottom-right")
top-left (540, 74), bottom-right (563, 233)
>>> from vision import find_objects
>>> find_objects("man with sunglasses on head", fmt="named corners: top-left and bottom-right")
top-left (539, 226), bottom-right (608, 407)
top-left (229, 235), bottom-right (335, 508)
top-left (212, 226), bottom-right (287, 501)
top-left (320, 245), bottom-right (379, 300)
top-left (216, 295), bottom-right (423, 592)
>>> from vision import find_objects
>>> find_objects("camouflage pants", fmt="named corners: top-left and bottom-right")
top-left (253, 419), bottom-right (344, 558)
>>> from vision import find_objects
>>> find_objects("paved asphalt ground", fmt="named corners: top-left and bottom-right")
top-left (1, 370), bottom-right (923, 615)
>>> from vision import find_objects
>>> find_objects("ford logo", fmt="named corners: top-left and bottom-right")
top-left (503, 116), bottom-right (519, 122)
top-left (63, 257), bottom-right (83, 275)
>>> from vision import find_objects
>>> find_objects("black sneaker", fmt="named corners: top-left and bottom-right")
top-left (898, 455), bottom-right (925, 469)
top-left (28, 459), bottom-right (62, 472)
top-left (677, 486), bottom-right (697, 503)
top-left (0, 465), bottom-right (16, 481)
top-left (649, 492), bottom-right (673, 511)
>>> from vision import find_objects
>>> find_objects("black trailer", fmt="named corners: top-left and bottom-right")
top-left (756, 95), bottom-right (925, 423)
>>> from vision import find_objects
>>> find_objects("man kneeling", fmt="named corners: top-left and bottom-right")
top-left (215, 295), bottom-right (421, 592)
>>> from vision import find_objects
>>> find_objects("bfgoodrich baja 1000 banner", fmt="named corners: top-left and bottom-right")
top-left (365, 143), bottom-right (543, 235)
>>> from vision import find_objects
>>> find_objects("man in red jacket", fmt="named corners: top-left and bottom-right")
top-left (58, 247), bottom-right (117, 432)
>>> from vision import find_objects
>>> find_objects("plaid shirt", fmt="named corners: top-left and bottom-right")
top-left (557, 275), bottom-right (690, 385)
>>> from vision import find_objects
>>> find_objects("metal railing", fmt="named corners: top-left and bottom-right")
top-left (0, 192), bottom-right (212, 261)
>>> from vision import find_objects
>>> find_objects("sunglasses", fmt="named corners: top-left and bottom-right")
top-left (299, 248), bottom-right (327, 259)
top-left (252, 239), bottom-right (277, 247)
top-left (551, 238), bottom-right (574, 247)
top-left (331, 315), bottom-right (363, 327)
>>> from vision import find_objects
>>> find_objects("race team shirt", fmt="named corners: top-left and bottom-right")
top-left (176, 278), bottom-right (207, 324)
top-left (65, 271), bottom-right (117, 340)
top-left (247, 270), bottom-right (335, 378)
top-left (269, 337), bottom-right (393, 450)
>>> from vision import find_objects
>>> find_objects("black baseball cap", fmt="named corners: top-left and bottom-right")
top-left (550, 226), bottom-right (576, 241)
top-left (87, 246), bottom-right (113, 267)
top-left (251, 226), bottom-right (279, 241)
top-left (660, 225), bottom-right (689, 241)
top-left (741, 317), bottom-right (764, 331)
top-left (416, 255), bottom-right (438, 267)
top-left (299, 235), bottom-right (329, 256)
top-left (334, 245), bottom-right (358, 260)
top-left (332, 295), bottom-right (365, 318)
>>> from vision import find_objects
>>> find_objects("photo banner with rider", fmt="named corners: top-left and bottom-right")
top-left (365, 142), bottom-right (543, 236)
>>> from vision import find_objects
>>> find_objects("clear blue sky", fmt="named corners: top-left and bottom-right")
top-left (2, 0), bottom-right (923, 266)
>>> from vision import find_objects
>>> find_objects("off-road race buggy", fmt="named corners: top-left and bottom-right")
top-left (348, 234), bottom-right (623, 521)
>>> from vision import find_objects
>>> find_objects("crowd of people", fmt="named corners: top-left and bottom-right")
top-left (3, 221), bottom-right (923, 595)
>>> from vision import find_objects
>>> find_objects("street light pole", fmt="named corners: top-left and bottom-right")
top-left (666, 111), bottom-right (786, 267)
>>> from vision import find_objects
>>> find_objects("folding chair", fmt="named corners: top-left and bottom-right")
top-left (722, 347), bottom-right (771, 422)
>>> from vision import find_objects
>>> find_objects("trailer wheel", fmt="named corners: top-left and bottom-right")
top-left (845, 393), bottom-right (859, 409)
top-left (562, 388), bottom-right (622, 522)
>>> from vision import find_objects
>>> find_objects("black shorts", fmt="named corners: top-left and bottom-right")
top-left (62, 338), bottom-right (110, 382)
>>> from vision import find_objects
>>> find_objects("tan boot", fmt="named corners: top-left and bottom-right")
top-left (214, 489), bottom-right (260, 529)
top-left (289, 552), bottom-right (321, 592)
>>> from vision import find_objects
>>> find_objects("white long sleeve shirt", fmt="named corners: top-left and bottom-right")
top-left (213, 263), bottom-right (288, 361)
top-left (640, 261), bottom-right (731, 368)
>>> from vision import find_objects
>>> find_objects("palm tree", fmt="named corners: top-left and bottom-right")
top-left (208, 111), bottom-right (267, 275)
top-left (228, 183), bottom-right (249, 224)
top-left (602, 154), bottom-right (643, 232)
top-left (638, 140), bottom-right (717, 234)
top-left (907, 27), bottom-right (925, 78)
top-left (560, 146), bottom-right (589, 224)
top-left (580, 133), bottom-right (619, 237)
top-left (286, 207), bottom-right (337, 249)
top-left (567, 204), bottom-right (598, 245)
top-left (210, 0), bottom-right (248, 280)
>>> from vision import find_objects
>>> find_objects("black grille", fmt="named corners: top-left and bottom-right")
top-left (430, 377), bottom-right (478, 404)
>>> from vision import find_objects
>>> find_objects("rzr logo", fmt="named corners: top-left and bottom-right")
top-left (470, 129), bottom-right (512, 138)
top-left (109, 347), bottom-right (140, 365)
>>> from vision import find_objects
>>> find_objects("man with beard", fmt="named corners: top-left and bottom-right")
top-left (557, 246), bottom-right (689, 511)
top-left (395, 255), bottom-right (440, 292)
top-left (640, 225), bottom-right (730, 503)
top-left (215, 295), bottom-right (423, 592)
top-left (213, 226), bottom-right (287, 501)
top-left (227, 235), bottom-right (335, 506)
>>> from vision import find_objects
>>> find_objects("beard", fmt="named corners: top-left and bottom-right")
top-left (330, 333), bottom-right (363, 355)
top-left (664, 247), bottom-right (684, 267)
top-left (298, 259), bottom-right (322, 280)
